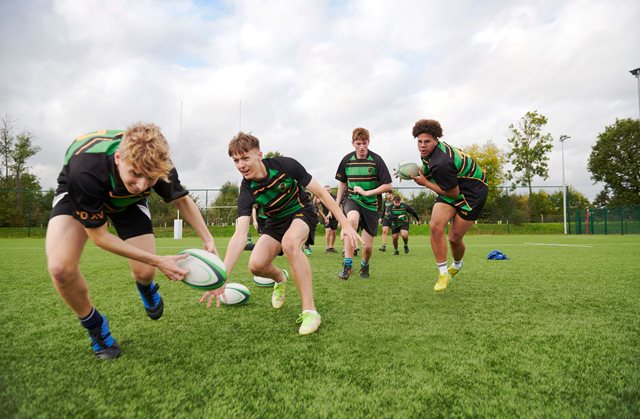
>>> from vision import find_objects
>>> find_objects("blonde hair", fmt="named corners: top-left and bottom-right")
top-left (120, 123), bottom-right (173, 182)
top-left (228, 131), bottom-right (260, 156)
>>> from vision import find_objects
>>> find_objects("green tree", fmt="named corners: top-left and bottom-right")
top-left (587, 118), bottom-right (640, 205)
top-left (463, 141), bottom-right (507, 222)
top-left (210, 181), bottom-right (239, 226)
top-left (406, 191), bottom-right (436, 221)
top-left (549, 186), bottom-right (590, 213)
top-left (264, 151), bottom-right (282, 158)
top-left (506, 111), bottom-right (554, 195)
top-left (0, 114), bottom-right (42, 227)
top-left (11, 132), bottom-right (41, 189)
top-left (494, 191), bottom-right (529, 225)
top-left (528, 191), bottom-right (554, 222)
top-left (1, 115), bottom-right (14, 179)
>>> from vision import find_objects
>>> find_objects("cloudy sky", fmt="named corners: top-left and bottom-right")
top-left (1, 0), bottom-right (638, 201)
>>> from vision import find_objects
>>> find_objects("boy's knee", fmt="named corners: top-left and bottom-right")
top-left (248, 259), bottom-right (268, 276)
top-left (131, 266), bottom-right (155, 283)
top-left (448, 233), bottom-right (464, 245)
top-left (430, 222), bottom-right (445, 236)
top-left (48, 261), bottom-right (77, 285)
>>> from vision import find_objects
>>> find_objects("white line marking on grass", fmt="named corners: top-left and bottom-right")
top-left (523, 242), bottom-right (593, 248)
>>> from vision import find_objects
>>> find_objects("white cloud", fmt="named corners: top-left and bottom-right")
top-left (1, 0), bottom-right (639, 201)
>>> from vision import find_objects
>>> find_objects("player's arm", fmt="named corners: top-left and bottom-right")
top-left (171, 195), bottom-right (218, 255)
top-left (85, 223), bottom-right (188, 281)
top-left (224, 215), bottom-right (251, 277)
top-left (407, 204), bottom-right (420, 221)
top-left (251, 206), bottom-right (260, 232)
top-left (354, 182), bottom-right (392, 197)
top-left (306, 179), bottom-right (362, 247)
top-left (336, 181), bottom-right (347, 206)
top-left (412, 169), bottom-right (459, 199)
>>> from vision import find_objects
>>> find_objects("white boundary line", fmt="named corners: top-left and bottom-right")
top-left (523, 242), bottom-right (593, 248)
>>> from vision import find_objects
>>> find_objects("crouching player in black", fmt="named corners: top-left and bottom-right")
top-left (46, 123), bottom-right (218, 359)
top-left (201, 132), bottom-right (361, 335)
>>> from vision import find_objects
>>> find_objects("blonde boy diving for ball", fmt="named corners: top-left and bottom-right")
top-left (201, 132), bottom-right (361, 335)
top-left (46, 123), bottom-right (218, 360)
top-left (408, 119), bottom-right (488, 292)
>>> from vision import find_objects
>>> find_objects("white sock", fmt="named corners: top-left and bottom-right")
top-left (302, 309), bottom-right (318, 315)
top-left (452, 259), bottom-right (463, 270)
top-left (437, 262), bottom-right (448, 275)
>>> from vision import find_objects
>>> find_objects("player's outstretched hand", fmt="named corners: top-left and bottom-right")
top-left (340, 225), bottom-right (363, 249)
top-left (202, 239), bottom-right (219, 256)
top-left (199, 285), bottom-right (225, 309)
top-left (157, 254), bottom-right (189, 281)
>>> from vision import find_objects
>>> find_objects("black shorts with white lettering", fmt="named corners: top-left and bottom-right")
top-left (343, 198), bottom-right (379, 237)
top-left (50, 194), bottom-right (153, 240)
top-left (262, 205), bottom-right (318, 244)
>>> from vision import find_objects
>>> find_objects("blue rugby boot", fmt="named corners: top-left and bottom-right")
top-left (137, 281), bottom-right (164, 320)
top-left (88, 315), bottom-right (121, 360)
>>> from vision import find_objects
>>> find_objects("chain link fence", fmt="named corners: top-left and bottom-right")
top-left (2, 188), bottom-right (638, 237)
top-left (572, 206), bottom-right (640, 235)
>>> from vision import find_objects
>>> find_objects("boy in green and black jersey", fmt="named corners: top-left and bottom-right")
top-left (385, 195), bottom-right (420, 255)
top-left (46, 124), bottom-right (218, 360)
top-left (201, 132), bottom-right (361, 335)
top-left (335, 127), bottom-right (392, 280)
top-left (378, 191), bottom-right (394, 252)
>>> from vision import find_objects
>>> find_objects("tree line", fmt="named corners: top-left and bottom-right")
top-left (1, 112), bottom-right (638, 228)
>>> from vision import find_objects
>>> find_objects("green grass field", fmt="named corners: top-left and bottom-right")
top-left (1, 234), bottom-right (639, 417)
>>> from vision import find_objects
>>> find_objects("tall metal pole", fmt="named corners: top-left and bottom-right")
top-left (177, 101), bottom-right (183, 220)
top-left (559, 135), bottom-right (570, 235)
top-left (631, 68), bottom-right (640, 119)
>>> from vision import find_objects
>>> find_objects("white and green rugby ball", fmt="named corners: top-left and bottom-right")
top-left (220, 283), bottom-right (251, 305)
top-left (397, 162), bottom-right (420, 180)
top-left (253, 275), bottom-right (276, 287)
top-left (177, 249), bottom-right (227, 290)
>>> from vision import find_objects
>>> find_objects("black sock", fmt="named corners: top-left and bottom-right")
top-left (79, 307), bottom-right (103, 330)
top-left (136, 281), bottom-right (154, 292)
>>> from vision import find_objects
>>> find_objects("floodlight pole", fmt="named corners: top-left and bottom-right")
top-left (559, 134), bottom-right (570, 235)
top-left (631, 68), bottom-right (640, 119)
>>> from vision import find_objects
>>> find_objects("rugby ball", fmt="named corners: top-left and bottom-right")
top-left (220, 282), bottom-right (251, 305)
top-left (397, 162), bottom-right (420, 180)
top-left (177, 249), bottom-right (226, 290)
top-left (253, 275), bottom-right (276, 287)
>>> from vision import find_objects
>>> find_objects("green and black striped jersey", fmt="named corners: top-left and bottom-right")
top-left (385, 202), bottom-right (419, 227)
top-left (237, 157), bottom-right (314, 220)
top-left (55, 130), bottom-right (187, 228)
top-left (421, 141), bottom-right (487, 212)
top-left (335, 150), bottom-right (392, 212)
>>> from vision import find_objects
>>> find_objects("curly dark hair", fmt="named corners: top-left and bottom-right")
top-left (412, 119), bottom-right (443, 138)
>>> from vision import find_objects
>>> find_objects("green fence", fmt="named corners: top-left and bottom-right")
top-left (573, 206), bottom-right (640, 235)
